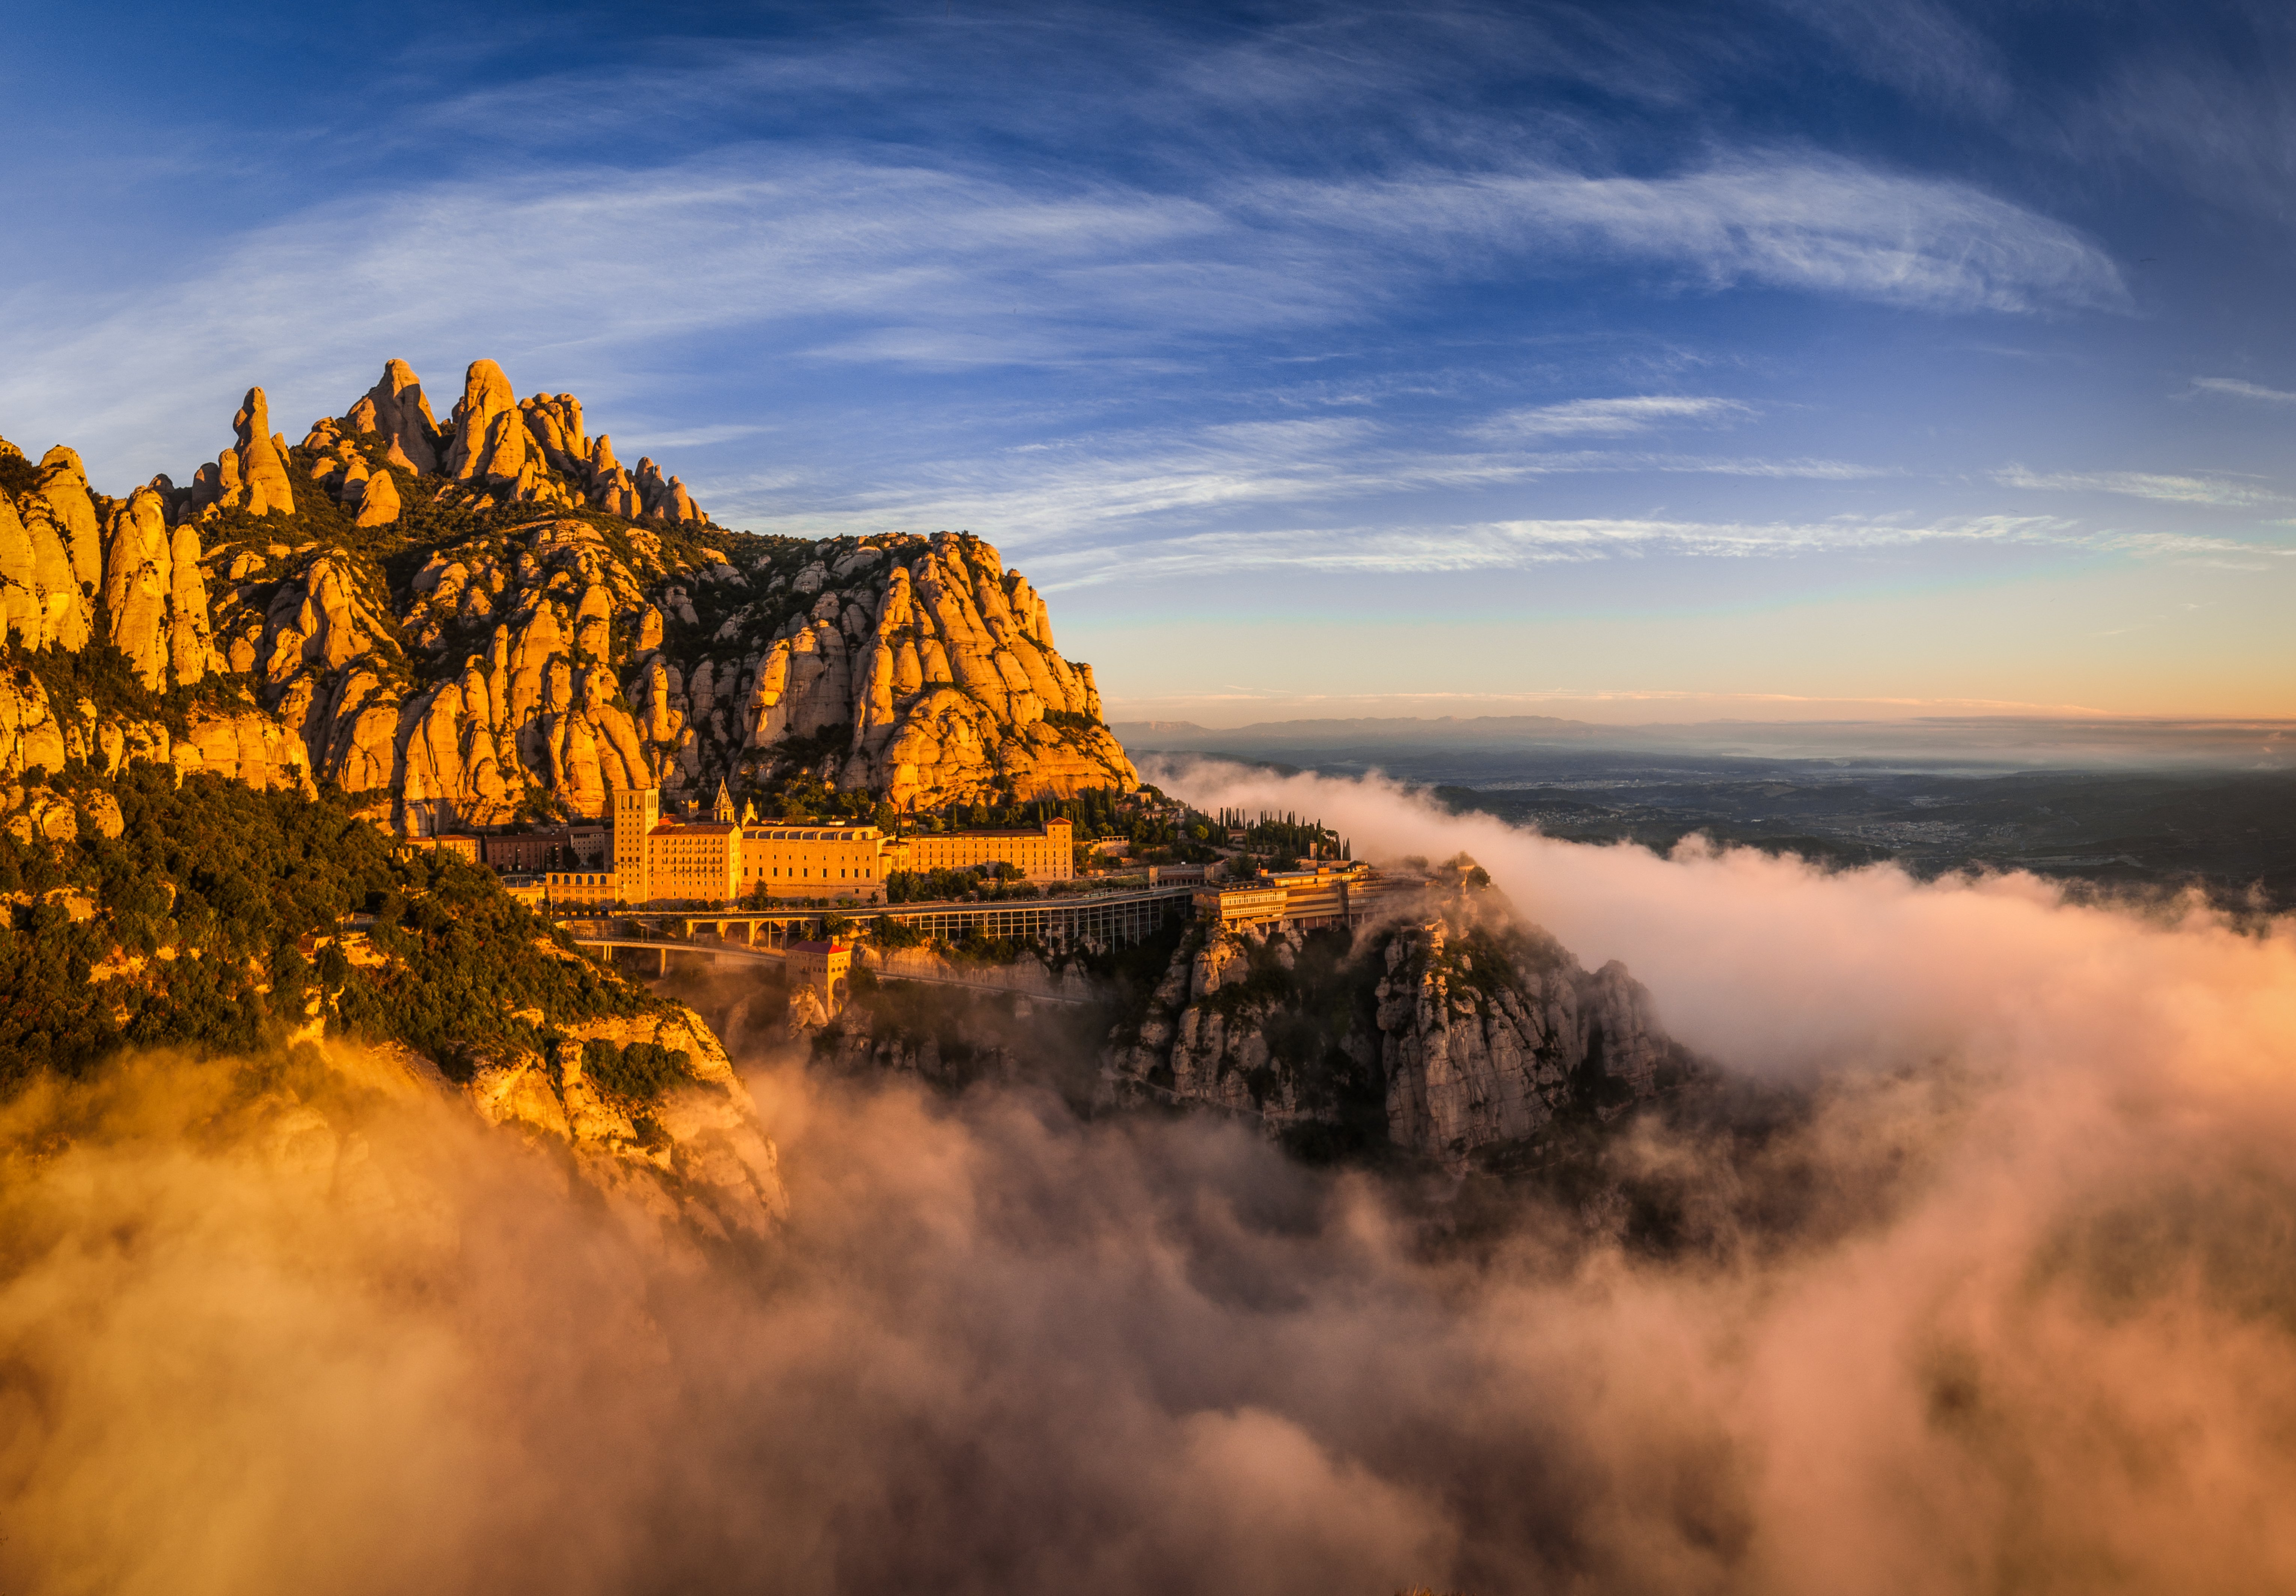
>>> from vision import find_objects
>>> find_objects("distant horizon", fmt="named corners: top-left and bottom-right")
top-left (1111, 705), bottom-right (2296, 772)
top-left (1113, 711), bottom-right (2296, 730)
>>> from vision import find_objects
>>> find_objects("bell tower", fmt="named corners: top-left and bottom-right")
top-left (613, 786), bottom-right (659, 906)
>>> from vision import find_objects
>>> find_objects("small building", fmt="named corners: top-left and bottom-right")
top-left (1147, 861), bottom-right (1207, 886)
top-left (786, 940), bottom-right (853, 1015)
top-left (1194, 884), bottom-right (1290, 933)
top-left (482, 826), bottom-right (605, 873)
top-left (1195, 863), bottom-right (1378, 934)
top-left (545, 868), bottom-right (616, 909)
top-left (499, 874), bottom-right (547, 909)
top-left (401, 832), bottom-right (481, 864)
top-left (1256, 862), bottom-right (1370, 929)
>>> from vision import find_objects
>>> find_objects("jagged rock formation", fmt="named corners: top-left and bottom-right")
top-left (100, 486), bottom-right (214, 689)
top-left (351, 358), bottom-right (440, 472)
top-left (34, 447), bottom-right (104, 589)
top-left (0, 356), bottom-right (1136, 823)
top-left (0, 464), bottom-right (89, 654)
top-left (1104, 887), bottom-right (1692, 1169)
top-left (187, 387), bottom-right (296, 518)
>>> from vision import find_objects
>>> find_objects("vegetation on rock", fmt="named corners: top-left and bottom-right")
top-left (0, 762), bottom-right (649, 1098)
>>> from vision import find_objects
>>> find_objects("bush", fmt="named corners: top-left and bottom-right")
top-left (579, 1038), bottom-right (693, 1099)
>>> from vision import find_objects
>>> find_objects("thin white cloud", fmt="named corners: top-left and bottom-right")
top-left (1473, 396), bottom-right (1753, 438)
top-left (713, 419), bottom-right (1897, 548)
top-left (1996, 464), bottom-right (2287, 508)
top-left (1018, 511), bottom-right (2296, 588)
top-left (1019, 513), bottom-right (2082, 587)
top-left (2189, 376), bottom-right (2296, 405)
top-left (2099, 531), bottom-right (2296, 569)
top-left (1255, 155), bottom-right (2129, 316)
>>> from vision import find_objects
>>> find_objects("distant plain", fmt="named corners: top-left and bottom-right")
top-left (1122, 717), bottom-right (2296, 909)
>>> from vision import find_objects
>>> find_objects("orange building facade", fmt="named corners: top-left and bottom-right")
top-left (542, 787), bottom-right (1081, 911)
top-left (740, 821), bottom-right (892, 901)
top-left (896, 818), bottom-right (1073, 882)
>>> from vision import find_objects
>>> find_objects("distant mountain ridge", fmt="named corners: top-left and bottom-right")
top-left (1114, 714), bottom-right (1603, 748)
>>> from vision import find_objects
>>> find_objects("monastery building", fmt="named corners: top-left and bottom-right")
top-left (537, 783), bottom-right (1075, 910)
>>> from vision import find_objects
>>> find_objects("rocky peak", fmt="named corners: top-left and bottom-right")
top-left (348, 358), bottom-right (440, 473)
top-left (0, 358), bottom-right (1138, 827)
top-left (33, 446), bottom-right (103, 588)
top-left (446, 358), bottom-right (526, 484)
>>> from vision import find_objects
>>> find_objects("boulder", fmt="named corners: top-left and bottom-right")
top-left (167, 521), bottom-right (211, 687)
top-left (0, 493), bottom-right (42, 644)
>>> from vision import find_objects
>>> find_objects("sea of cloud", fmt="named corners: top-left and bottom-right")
top-left (3, 764), bottom-right (2294, 1594)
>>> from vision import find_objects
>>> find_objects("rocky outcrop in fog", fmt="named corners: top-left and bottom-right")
top-left (1105, 888), bottom-right (1691, 1169)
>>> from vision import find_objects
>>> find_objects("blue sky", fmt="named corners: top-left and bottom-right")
top-left (4, 0), bottom-right (2294, 723)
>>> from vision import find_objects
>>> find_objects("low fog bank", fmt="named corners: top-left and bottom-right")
top-left (5, 768), bottom-right (2296, 1593)
top-left (1150, 755), bottom-right (2296, 1079)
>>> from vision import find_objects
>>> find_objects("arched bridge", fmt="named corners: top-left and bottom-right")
top-left (568, 936), bottom-right (785, 974)
top-left (566, 934), bottom-right (1092, 1006)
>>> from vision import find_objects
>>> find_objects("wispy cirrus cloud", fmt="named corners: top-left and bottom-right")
top-left (1021, 513), bottom-right (2081, 587)
top-left (716, 413), bottom-right (1896, 548)
top-left (1022, 511), bottom-right (2296, 588)
top-left (2189, 376), bottom-right (2296, 405)
top-left (1471, 395), bottom-right (1754, 438)
top-left (1995, 464), bottom-right (2287, 508)
top-left (1256, 155), bottom-right (2128, 316)
top-left (2097, 531), bottom-right (2296, 571)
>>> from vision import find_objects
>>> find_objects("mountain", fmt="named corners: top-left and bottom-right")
top-left (0, 357), bottom-right (1137, 831)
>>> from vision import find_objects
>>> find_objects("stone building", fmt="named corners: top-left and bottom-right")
top-left (740, 820), bottom-right (895, 901)
top-left (480, 825), bottom-right (606, 873)
top-left (785, 940), bottom-right (853, 1015)
top-left (1194, 862), bottom-right (1378, 934)
top-left (541, 786), bottom-right (1084, 911)
top-left (899, 817), bottom-right (1073, 882)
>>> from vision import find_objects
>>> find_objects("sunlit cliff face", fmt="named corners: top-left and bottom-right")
top-left (6, 768), bottom-right (2296, 1595)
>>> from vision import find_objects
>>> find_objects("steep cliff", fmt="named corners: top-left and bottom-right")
top-left (0, 357), bottom-right (1135, 826)
top-left (1103, 883), bottom-right (1694, 1170)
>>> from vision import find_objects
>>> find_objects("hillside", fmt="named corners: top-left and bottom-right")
top-left (0, 763), bottom-right (785, 1235)
top-left (1, 357), bottom-right (1137, 832)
